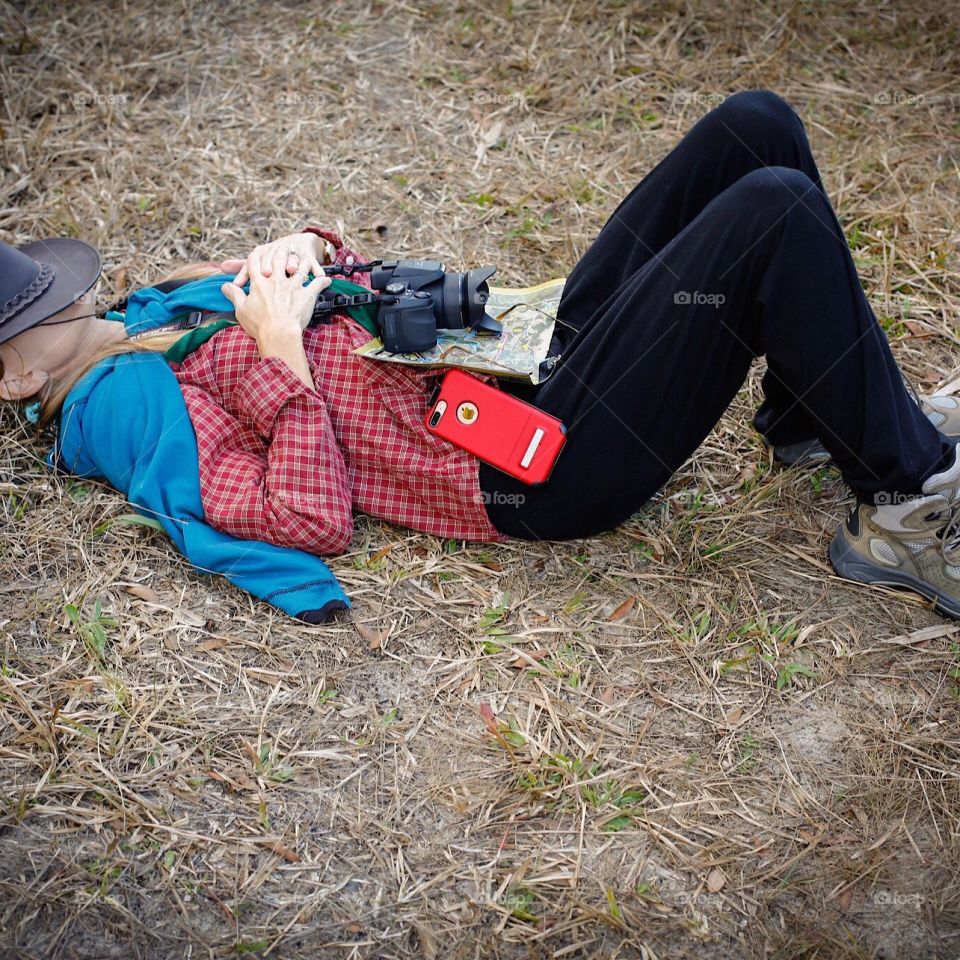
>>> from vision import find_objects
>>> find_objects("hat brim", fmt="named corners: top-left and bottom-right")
top-left (0, 238), bottom-right (103, 345)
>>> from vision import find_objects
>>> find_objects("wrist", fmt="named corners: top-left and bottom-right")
top-left (257, 325), bottom-right (303, 353)
top-left (255, 329), bottom-right (315, 390)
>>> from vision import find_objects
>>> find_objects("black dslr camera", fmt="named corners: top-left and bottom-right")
top-left (310, 257), bottom-right (501, 353)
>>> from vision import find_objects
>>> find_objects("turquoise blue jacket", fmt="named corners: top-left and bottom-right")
top-left (46, 280), bottom-right (351, 623)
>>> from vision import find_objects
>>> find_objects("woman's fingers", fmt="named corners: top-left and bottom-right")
top-left (254, 249), bottom-right (267, 279)
top-left (269, 244), bottom-right (289, 282)
top-left (235, 235), bottom-right (330, 285)
top-left (220, 258), bottom-right (245, 275)
top-left (284, 250), bottom-right (303, 276)
top-left (304, 273), bottom-right (332, 308)
top-left (307, 274), bottom-right (332, 295)
top-left (221, 282), bottom-right (246, 309)
top-left (248, 245), bottom-right (268, 281)
top-left (289, 274), bottom-right (331, 330)
top-left (221, 281), bottom-right (263, 341)
top-left (234, 245), bottom-right (264, 287)
top-left (246, 251), bottom-right (268, 288)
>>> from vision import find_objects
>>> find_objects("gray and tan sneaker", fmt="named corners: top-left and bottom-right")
top-left (769, 393), bottom-right (960, 467)
top-left (829, 444), bottom-right (960, 618)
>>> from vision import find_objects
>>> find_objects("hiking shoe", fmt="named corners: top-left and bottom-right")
top-left (829, 443), bottom-right (960, 618)
top-left (770, 437), bottom-right (832, 467)
top-left (769, 394), bottom-right (960, 466)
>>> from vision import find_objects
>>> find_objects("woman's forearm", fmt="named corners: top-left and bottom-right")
top-left (256, 330), bottom-right (315, 389)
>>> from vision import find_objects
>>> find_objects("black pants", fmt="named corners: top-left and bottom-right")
top-left (479, 90), bottom-right (954, 540)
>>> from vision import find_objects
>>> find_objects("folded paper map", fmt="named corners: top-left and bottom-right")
top-left (353, 277), bottom-right (567, 384)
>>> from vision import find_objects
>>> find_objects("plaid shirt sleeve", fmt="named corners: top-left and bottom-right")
top-left (195, 353), bottom-right (354, 555)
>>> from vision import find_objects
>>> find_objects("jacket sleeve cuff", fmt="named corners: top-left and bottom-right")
top-left (295, 600), bottom-right (350, 624)
top-left (233, 355), bottom-right (315, 439)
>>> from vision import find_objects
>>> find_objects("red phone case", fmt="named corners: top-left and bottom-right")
top-left (424, 370), bottom-right (567, 485)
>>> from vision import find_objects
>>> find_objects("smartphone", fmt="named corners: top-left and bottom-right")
top-left (425, 369), bottom-right (567, 485)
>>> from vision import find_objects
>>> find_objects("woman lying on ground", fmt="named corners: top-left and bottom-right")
top-left (3, 89), bottom-right (960, 621)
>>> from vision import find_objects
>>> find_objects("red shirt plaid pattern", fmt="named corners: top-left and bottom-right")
top-left (168, 228), bottom-right (506, 555)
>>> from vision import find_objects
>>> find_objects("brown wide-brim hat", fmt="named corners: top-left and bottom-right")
top-left (0, 238), bottom-right (103, 347)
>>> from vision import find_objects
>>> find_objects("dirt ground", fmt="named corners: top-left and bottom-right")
top-left (1, 1), bottom-right (959, 957)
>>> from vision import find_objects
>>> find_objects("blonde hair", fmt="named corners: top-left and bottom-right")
top-left (31, 262), bottom-right (224, 429)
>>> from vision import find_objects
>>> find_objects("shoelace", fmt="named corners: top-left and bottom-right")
top-left (927, 501), bottom-right (960, 563)
top-left (931, 500), bottom-right (960, 566)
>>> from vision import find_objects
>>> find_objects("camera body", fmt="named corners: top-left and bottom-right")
top-left (378, 283), bottom-right (441, 353)
top-left (310, 257), bottom-right (501, 353)
top-left (372, 259), bottom-right (500, 353)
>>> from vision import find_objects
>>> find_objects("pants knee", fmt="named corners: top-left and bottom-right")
top-left (733, 166), bottom-right (821, 212)
top-left (707, 89), bottom-right (804, 148)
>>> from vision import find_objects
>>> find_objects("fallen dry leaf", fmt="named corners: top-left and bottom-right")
top-left (706, 867), bottom-right (726, 893)
top-left (509, 648), bottom-right (549, 669)
top-left (125, 583), bottom-right (159, 603)
top-left (822, 832), bottom-right (858, 847)
top-left (255, 838), bottom-right (300, 863)
top-left (197, 637), bottom-right (227, 653)
top-left (608, 596), bottom-right (636, 622)
top-left (369, 543), bottom-right (394, 564)
top-left (355, 622), bottom-right (384, 650)
top-left (904, 320), bottom-right (929, 337)
top-left (480, 702), bottom-right (498, 733)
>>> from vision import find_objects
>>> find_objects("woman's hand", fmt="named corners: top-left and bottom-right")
top-left (220, 232), bottom-right (332, 287)
top-left (221, 258), bottom-right (331, 388)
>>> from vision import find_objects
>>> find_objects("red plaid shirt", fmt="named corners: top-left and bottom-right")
top-left (168, 228), bottom-right (506, 555)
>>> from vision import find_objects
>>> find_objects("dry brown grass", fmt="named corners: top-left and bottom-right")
top-left (2, 1), bottom-right (960, 957)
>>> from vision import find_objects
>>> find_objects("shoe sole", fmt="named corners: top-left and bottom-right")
top-left (772, 439), bottom-right (831, 467)
top-left (829, 527), bottom-right (960, 619)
